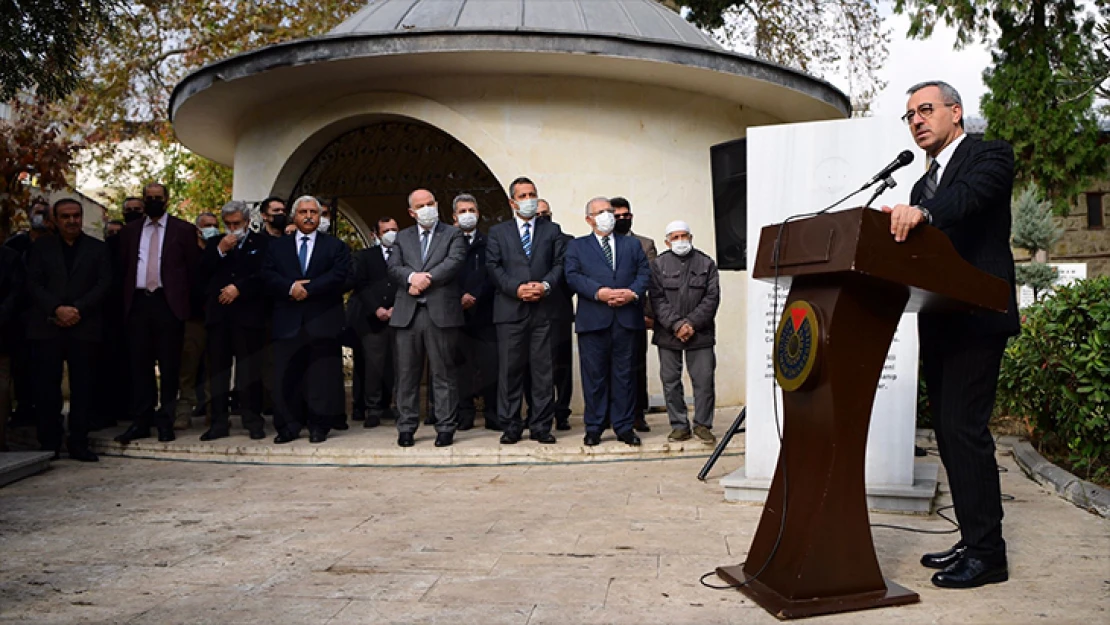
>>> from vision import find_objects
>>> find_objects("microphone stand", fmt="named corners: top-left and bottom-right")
top-left (863, 175), bottom-right (897, 208)
top-left (697, 407), bottom-right (746, 481)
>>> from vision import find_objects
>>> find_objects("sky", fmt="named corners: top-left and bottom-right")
top-left (862, 8), bottom-right (994, 119)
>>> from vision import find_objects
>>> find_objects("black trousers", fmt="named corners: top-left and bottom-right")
top-left (358, 328), bottom-right (395, 417)
top-left (552, 319), bottom-right (574, 421)
top-left (921, 331), bottom-right (1008, 562)
top-left (633, 327), bottom-right (649, 416)
top-left (458, 323), bottom-right (497, 422)
top-left (272, 328), bottom-right (343, 435)
top-left (497, 316), bottom-right (555, 436)
top-left (34, 338), bottom-right (97, 451)
top-left (128, 290), bottom-right (185, 429)
top-left (9, 331), bottom-right (34, 420)
top-left (94, 321), bottom-right (130, 426)
top-left (207, 322), bottom-right (265, 432)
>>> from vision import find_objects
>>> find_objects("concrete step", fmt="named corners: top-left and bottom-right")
top-left (0, 451), bottom-right (54, 488)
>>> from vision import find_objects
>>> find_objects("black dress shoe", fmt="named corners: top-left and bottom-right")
top-left (500, 431), bottom-right (521, 444)
top-left (530, 432), bottom-right (557, 444)
top-left (199, 428), bottom-right (229, 441)
top-left (484, 418), bottom-right (503, 432)
top-left (274, 431), bottom-right (298, 444)
top-left (457, 416), bottom-right (475, 431)
top-left (352, 411), bottom-right (366, 422)
top-left (69, 448), bottom-right (99, 462)
top-left (435, 431), bottom-right (454, 447)
top-left (309, 430), bottom-right (327, 444)
top-left (424, 415), bottom-right (437, 425)
top-left (915, 445), bottom-right (927, 457)
top-left (931, 555), bottom-right (1008, 589)
top-left (363, 414), bottom-right (381, 428)
top-left (921, 543), bottom-right (966, 569)
top-left (332, 421), bottom-right (349, 431)
top-left (616, 430), bottom-right (642, 446)
top-left (248, 428), bottom-right (266, 440)
top-left (157, 427), bottom-right (175, 442)
top-left (633, 417), bottom-right (651, 433)
top-left (191, 403), bottom-right (208, 417)
top-left (398, 432), bottom-right (415, 447)
top-left (555, 419), bottom-right (571, 431)
top-left (114, 424), bottom-right (150, 444)
top-left (584, 432), bottom-right (601, 446)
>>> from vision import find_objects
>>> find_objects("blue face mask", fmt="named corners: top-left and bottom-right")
top-left (200, 226), bottom-right (220, 240)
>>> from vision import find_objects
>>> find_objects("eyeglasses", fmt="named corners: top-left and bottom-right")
top-left (901, 102), bottom-right (955, 125)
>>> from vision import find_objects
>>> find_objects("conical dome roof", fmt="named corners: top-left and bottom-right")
top-left (330, 0), bottom-right (720, 50)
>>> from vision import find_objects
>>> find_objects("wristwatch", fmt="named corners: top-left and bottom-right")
top-left (916, 206), bottom-right (932, 225)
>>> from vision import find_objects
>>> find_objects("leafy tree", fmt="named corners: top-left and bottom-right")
top-left (673, 0), bottom-right (889, 112)
top-left (0, 0), bottom-right (119, 102)
top-left (895, 0), bottom-right (1109, 215)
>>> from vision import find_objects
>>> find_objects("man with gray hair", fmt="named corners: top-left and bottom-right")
top-left (198, 200), bottom-right (271, 441)
top-left (648, 220), bottom-right (720, 444)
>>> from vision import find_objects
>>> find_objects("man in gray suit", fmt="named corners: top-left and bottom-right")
top-left (388, 189), bottom-right (467, 448)
top-left (486, 177), bottom-right (567, 444)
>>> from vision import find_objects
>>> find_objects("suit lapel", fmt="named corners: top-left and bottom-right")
top-left (305, 233), bottom-right (327, 277)
top-left (587, 234), bottom-right (615, 275)
top-left (420, 223), bottom-right (445, 270)
top-left (937, 136), bottom-right (974, 193)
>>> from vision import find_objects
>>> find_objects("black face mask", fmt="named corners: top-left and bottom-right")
top-left (144, 198), bottom-right (166, 219)
top-left (123, 211), bottom-right (144, 224)
top-left (270, 214), bottom-right (288, 231)
top-left (614, 217), bottom-right (633, 235)
top-left (536, 215), bottom-right (552, 225)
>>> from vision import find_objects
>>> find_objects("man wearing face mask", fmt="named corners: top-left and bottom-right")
top-left (350, 217), bottom-right (399, 427)
top-left (262, 195), bottom-right (352, 444)
top-left (648, 221), bottom-right (720, 444)
top-left (486, 177), bottom-right (566, 444)
top-left (535, 199), bottom-right (575, 431)
top-left (451, 194), bottom-right (499, 432)
top-left (198, 201), bottom-right (270, 441)
top-left (259, 197), bottom-right (288, 238)
top-left (565, 197), bottom-right (651, 446)
top-left (3, 198), bottom-right (53, 428)
top-left (173, 213), bottom-right (219, 430)
top-left (388, 189), bottom-right (467, 448)
top-left (610, 197), bottom-right (657, 433)
top-left (115, 183), bottom-right (202, 444)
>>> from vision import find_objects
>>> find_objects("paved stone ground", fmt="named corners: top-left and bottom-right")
top-left (1, 447), bottom-right (1107, 624)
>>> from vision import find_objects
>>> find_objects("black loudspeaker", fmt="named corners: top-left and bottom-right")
top-left (711, 138), bottom-right (747, 271)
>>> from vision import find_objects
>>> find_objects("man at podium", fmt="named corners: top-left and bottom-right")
top-left (883, 81), bottom-right (1020, 589)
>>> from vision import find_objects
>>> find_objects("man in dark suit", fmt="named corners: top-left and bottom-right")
top-left (487, 178), bottom-right (566, 444)
top-left (388, 189), bottom-right (466, 448)
top-left (261, 195), bottom-right (351, 444)
top-left (350, 217), bottom-right (399, 428)
top-left (25, 199), bottom-right (111, 461)
top-left (538, 200), bottom-right (575, 432)
top-left (883, 80), bottom-right (1020, 590)
top-left (198, 201), bottom-right (270, 441)
top-left (115, 183), bottom-right (202, 444)
top-left (4, 197), bottom-right (52, 429)
top-left (611, 197), bottom-right (658, 432)
top-left (452, 194), bottom-right (499, 432)
top-left (0, 245), bottom-right (21, 451)
top-left (565, 197), bottom-right (651, 447)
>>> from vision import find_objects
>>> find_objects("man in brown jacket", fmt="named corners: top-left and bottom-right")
top-left (648, 220), bottom-right (720, 444)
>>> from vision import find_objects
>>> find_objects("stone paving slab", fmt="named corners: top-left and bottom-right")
top-left (0, 446), bottom-right (1107, 624)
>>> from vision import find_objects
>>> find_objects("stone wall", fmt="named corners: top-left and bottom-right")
top-left (1014, 178), bottom-right (1110, 277)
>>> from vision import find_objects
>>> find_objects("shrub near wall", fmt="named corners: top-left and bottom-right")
top-left (997, 277), bottom-right (1110, 481)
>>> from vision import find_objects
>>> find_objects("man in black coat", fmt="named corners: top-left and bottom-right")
top-left (451, 194), bottom-right (498, 431)
top-left (537, 199), bottom-right (575, 431)
top-left (350, 218), bottom-right (399, 428)
top-left (486, 177), bottom-right (566, 444)
top-left (261, 195), bottom-right (351, 444)
top-left (883, 80), bottom-right (1020, 590)
top-left (24, 199), bottom-right (111, 461)
top-left (199, 201), bottom-right (270, 441)
top-left (4, 197), bottom-right (53, 428)
top-left (0, 245), bottom-right (23, 450)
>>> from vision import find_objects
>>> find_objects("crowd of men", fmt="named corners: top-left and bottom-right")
top-left (0, 176), bottom-right (721, 459)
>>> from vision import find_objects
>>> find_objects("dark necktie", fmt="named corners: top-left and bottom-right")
top-left (420, 229), bottom-right (430, 262)
top-left (602, 235), bottom-right (613, 269)
top-left (922, 160), bottom-right (940, 201)
top-left (298, 236), bottom-right (309, 274)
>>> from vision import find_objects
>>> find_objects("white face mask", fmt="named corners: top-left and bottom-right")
top-left (515, 198), bottom-right (539, 219)
top-left (200, 226), bottom-right (220, 240)
top-left (230, 228), bottom-right (247, 240)
top-left (593, 211), bottom-right (616, 235)
top-left (318, 216), bottom-right (331, 233)
top-left (415, 205), bottom-right (439, 228)
top-left (670, 240), bottom-right (693, 257)
top-left (457, 213), bottom-right (478, 231)
top-left (381, 230), bottom-right (398, 247)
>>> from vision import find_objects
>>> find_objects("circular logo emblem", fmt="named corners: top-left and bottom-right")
top-left (774, 301), bottom-right (820, 392)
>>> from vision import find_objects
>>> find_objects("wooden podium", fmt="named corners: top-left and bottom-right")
top-left (717, 208), bottom-right (1009, 619)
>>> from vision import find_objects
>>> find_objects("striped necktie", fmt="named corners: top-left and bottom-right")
top-left (521, 222), bottom-right (532, 258)
top-left (922, 160), bottom-right (940, 200)
top-left (602, 235), bottom-right (613, 269)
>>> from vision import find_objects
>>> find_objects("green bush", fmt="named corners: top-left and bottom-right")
top-left (997, 276), bottom-right (1110, 481)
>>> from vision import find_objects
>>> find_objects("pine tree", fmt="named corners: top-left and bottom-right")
top-left (1011, 185), bottom-right (1063, 301)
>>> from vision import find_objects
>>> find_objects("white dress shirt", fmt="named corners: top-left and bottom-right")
top-left (514, 215), bottom-right (536, 243)
top-left (928, 132), bottom-right (967, 183)
top-left (135, 216), bottom-right (167, 290)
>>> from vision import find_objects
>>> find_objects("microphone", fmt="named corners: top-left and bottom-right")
top-left (867, 150), bottom-right (915, 187)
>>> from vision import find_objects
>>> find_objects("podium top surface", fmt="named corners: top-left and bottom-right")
top-left (751, 208), bottom-right (1010, 313)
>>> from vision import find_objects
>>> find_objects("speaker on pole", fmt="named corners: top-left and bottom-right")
top-left (711, 138), bottom-right (747, 271)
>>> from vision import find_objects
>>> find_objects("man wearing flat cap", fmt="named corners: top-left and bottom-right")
top-left (648, 221), bottom-right (720, 444)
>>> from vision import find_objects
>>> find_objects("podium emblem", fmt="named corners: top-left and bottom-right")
top-left (775, 300), bottom-right (819, 391)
